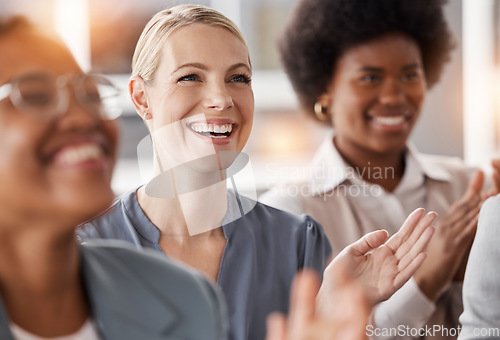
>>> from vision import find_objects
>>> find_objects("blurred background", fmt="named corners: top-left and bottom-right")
top-left (3, 0), bottom-right (500, 194)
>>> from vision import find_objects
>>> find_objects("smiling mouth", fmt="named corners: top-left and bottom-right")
top-left (189, 123), bottom-right (234, 139)
top-left (49, 140), bottom-right (110, 169)
top-left (372, 116), bottom-right (406, 126)
top-left (57, 143), bottom-right (104, 165)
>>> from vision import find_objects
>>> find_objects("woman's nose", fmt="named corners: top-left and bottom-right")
top-left (203, 83), bottom-right (234, 111)
top-left (379, 79), bottom-right (406, 106)
top-left (56, 89), bottom-right (99, 130)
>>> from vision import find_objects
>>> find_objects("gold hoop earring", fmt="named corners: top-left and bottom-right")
top-left (314, 102), bottom-right (330, 121)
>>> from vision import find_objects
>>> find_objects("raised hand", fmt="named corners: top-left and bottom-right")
top-left (265, 267), bottom-right (369, 340)
top-left (414, 170), bottom-right (483, 301)
top-left (317, 209), bottom-right (436, 310)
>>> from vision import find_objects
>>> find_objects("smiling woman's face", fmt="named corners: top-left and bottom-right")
top-left (323, 32), bottom-right (427, 156)
top-left (142, 23), bottom-right (254, 171)
top-left (0, 29), bottom-right (119, 227)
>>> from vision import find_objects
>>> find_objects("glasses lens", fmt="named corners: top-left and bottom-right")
top-left (78, 75), bottom-right (122, 120)
top-left (13, 75), bottom-right (59, 115)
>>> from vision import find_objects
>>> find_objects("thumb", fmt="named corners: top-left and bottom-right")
top-left (349, 229), bottom-right (389, 256)
top-left (463, 170), bottom-right (484, 200)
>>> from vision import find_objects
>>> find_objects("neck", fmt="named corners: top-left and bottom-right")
top-left (333, 136), bottom-right (406, 192)
top-left (0, 223), bottom-right (87, 337)
top-left (137, 170), bottom-right (228, 241)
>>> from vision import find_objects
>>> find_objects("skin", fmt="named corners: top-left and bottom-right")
top-left (319, 32), bottom-right (426, 192)
top-left (130, 23), bottom-right (254, 282)
top-left (0, 29), bottom-right (118, 336)
top-left (318, 31), bottom-right (499, 301)
top-left (266, 268), bottom-right (369, 340)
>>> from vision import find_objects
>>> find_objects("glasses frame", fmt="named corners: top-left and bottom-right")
top-left (0, 72), bottom-right (123, 120)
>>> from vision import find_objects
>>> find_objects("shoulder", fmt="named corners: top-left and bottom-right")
top-left (81, 240), bottom-right (211, 290)
top-left (242, 194), bottom-right (320, 233)
top-left (232, 196), bottom-right (331, 271)
top-left (418, 153), bottom-right (477, 179)
top-left (237, 196), bottom-right (331, 253)
top-left (81, 241), bottom-right (226, 320)
top-left (76, 190), bottom-right (135, 238)
top-left (80, 241), bottom-right (227, 339)
top-left (477, 195), bottom-right (500, 238)
top-left (460, 194), bottom-right (500, 336)
top-left (259, 186), bottom-right (305, 215)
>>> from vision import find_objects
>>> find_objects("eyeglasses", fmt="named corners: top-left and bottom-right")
top-left (0, 73), bottom-right (122, 120)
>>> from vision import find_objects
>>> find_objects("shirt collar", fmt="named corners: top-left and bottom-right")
top-left (309, 132), bottom-right (452, 195)
top-left (406, 143), bottom-right (452, 182)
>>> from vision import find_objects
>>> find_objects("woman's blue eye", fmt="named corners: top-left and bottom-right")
top-left (178, 74), bottom-right (199, 82)
top-left (230, 74), bottom-right (251, 84)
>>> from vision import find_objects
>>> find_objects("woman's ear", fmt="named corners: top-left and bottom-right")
top-left (317, 92), bottom-right (331, 111)
top-left (314, 92), bottom-right (332, 122)
top-left (130, 76), bottom-right (153, 120)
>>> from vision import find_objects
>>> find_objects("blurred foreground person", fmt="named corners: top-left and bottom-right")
top-left (459, 194), bottom-right (500, 340)
top-left (0, 17), bottom-right (226, 340)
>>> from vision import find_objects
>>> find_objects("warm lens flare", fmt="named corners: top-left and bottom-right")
top-left (54, 0), bottom-right (91, 71)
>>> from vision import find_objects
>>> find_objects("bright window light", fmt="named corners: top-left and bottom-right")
top-left (54, 0), bottom-right (91, 71)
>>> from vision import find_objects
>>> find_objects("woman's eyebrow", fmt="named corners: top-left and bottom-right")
top-left (170, 62), bottom-right (251, 75)
top-left (358, 66), bottom-right (384, 73)
top-left (401, 63), bottom-right (422, 70)
top-left (227, 63), bottom-right (251, 73)
top-left (171, 63), bottom-right (207, 74)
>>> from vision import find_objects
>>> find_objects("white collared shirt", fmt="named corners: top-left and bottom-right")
top-left (10, 320), bottom-right (100, 340)
top-left (260, 132), bottom-right (476, 340)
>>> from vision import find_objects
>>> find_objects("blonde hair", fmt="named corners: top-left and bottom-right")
top-left (132, 4), bottom-right (248, 83)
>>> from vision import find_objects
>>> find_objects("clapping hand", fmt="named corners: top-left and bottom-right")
top-left (317, 208), bottom-right (436, 310)
top-left (266, 267), bottom-right (369, 340)
top-left (414, 171), bottom-right (483, 299)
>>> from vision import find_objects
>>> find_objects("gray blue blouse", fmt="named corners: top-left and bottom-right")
top-left (76, 189), bottom-right (332, 340)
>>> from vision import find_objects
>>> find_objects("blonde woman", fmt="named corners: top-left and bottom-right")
top-left (78, 5), bottom-right (437, 340)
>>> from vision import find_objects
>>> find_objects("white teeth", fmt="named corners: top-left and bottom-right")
top-left (374, 116), bottom-right (405, 126)
top-left (57, 143), bottom-right (104, 165)
top-left (190, 123), bottom-right (233, 136)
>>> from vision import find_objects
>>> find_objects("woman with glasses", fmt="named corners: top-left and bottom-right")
top-left (77, 5), bottom-right (437, 340)
top-left (0, 16), bottom-right (226, 340)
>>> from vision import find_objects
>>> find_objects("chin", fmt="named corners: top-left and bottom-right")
top-left (56, 186), bottom-right (115, 225)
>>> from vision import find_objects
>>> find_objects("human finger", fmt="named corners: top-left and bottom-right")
top-left (384, 208), bottom-right (425, 251)
top-left (389, 211), bottom-right (436, 257)
top-left (397, 226), bottom-right (435, 273)
top-left (455, 214), bottom-right (479, 247)
top-left (449, 202), bottom-right (481, 236)
top-left (289, 270), bottom-right (320, 327)
top-left (346, 230), bottom-right (389, 256)
top-left (394, 252), bottom-right (428, 290)
top-left (266, 313), bottom-right (287, 340)
top-left (461, 170), bottom-right (484, 201)
top-left (445, 196), bottom-right (481, 227)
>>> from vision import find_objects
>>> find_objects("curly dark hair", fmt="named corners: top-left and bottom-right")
top-left (278, 0), bottom-right (455, 116)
